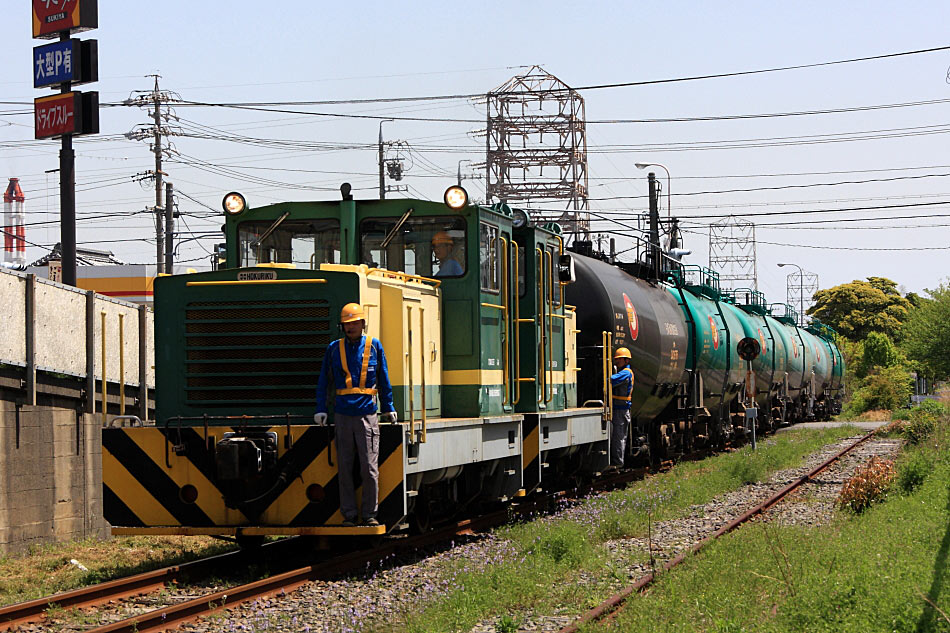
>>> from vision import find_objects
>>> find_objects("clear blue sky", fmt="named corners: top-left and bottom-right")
top-left (3, 1), bottom-right (949, 307)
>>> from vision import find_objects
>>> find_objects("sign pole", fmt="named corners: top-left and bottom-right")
top-left (59, 33), bottom-right (76, 285)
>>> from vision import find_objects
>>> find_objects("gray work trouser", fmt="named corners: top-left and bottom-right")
top-left (611, 406), bottom-right (631, 467)
top-left (334, 412), bottom-right (379, 520)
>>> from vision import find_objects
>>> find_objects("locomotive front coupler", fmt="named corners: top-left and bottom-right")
top-left (214, 430), bottom-right (281, 509)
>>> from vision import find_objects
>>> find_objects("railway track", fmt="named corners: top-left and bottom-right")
top-left (557, 429), bottom-right (880, 633)
top-left (0, 435), bottom-right (769, 632)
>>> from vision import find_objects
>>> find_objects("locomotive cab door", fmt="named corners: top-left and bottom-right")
top-left (512, 227), bottom-right (566, 413)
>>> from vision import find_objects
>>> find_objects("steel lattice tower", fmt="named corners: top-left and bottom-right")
top-left (708, 216), bottom-right (758, 291)
top-left (486, 66), bottom-right (589, 237)
top-left (785, 271), bottom-right (819, 325)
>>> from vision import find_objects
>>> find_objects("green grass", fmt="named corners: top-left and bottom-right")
top-left (603, 440), bottom-right (950, 632)
top-left (383, 426), bottom-right (860, 633)
top-left (0, 535), bottom-right (236, 606)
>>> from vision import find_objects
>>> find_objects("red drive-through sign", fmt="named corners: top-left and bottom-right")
top-left (34, 92), bottom-right (80, 138)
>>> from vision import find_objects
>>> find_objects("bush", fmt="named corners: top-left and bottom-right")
top-left (903, 407), bottom-right (941, 445)
top-left (896, 451), bottom-right (933, 493)
top-left (890, 408), bottom-right (911, 421)
top-left (842, 365), bottom-right (913, 417)
top-left (837, 456), bottom-right (896, 513)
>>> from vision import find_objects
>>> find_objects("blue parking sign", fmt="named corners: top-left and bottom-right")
top-left (33, 40), bottom-right (78, 88)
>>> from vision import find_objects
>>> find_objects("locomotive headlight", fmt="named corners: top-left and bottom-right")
top-left (444, 185), bottom-right (469, 210)
top-left (223, 192), bottom-right (247, 215)
top-left (511, 207), bottom-right (530, 229)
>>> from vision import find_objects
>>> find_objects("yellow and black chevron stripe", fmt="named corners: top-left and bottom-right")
top-left (102, 424), bottom-right (405, 536)
top-left (522, 415), bottom-right (541, 493)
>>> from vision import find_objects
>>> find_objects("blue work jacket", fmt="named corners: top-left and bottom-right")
top-left (315, 335), bottom-right (394, 417)
top-left (610, 366), bottom-right (634, 410)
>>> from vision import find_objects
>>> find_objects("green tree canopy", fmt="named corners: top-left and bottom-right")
top-left (901, 282), bottom-right (950, 379)
top-left (857, 331), bottom-right (903, 378)
top-left (807, 277), bottom-right (913, 342)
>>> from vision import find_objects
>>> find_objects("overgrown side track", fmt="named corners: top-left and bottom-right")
top-left (558, 430), bottom-right (880, 633)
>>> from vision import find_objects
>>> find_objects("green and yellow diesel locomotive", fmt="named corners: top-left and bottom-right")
top-left (102, 185), bottom-right (605, 539)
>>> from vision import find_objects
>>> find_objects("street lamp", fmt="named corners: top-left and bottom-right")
top-left (635, 162), bottom-right (671, 218)
top-left (457, 159), bottom-right (472, 186)
top-left (777, 262), bottom-right (805, 326)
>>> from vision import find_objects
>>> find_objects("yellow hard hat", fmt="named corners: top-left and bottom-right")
top-left (340, 303), bottom-right (365, 323)
top-left (614, 347), bottom-right (632, 359)
top-left (432, 230), bottom-right (454, 245)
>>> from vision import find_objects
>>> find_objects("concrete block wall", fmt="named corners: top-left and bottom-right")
top-left (0, 406), bottom-right (107, 556)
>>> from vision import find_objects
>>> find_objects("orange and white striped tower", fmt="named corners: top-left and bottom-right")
top-left (3, 178), bottom-right (26, 268)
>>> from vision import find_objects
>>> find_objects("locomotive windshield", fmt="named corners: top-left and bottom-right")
top-left (238, 219), bottom-right (340, 268)
top-left (360, 215), bottom-right (466, 278)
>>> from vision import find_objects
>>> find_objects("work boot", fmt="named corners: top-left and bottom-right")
top-left (362, 517), bottom-right (380, 526)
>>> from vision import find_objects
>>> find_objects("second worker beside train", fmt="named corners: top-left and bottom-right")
top-left (610, 347), bottom-right (635, 468)
top-left (315, 303), bottom-right (396, 527)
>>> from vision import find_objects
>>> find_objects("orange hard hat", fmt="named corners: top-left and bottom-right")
top-left (340, 303), bottom-right (365, 323)
top-left (431, 230), bottom-right (454, 245)
top-left (614, 347), bottom-right (632, 359)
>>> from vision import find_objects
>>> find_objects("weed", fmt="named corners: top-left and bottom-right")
top-left (495, 614), bottom-right (519, 633)
top-left (896, 451), bottom-right (933, 493)
top-left (837, 456), bottom-right (896, 513)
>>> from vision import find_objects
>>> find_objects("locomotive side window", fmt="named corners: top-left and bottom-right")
top-left (360, 215), bottom-right (465, 278)
top-left (480, 223), bottom-right (500, 293)
top-left (238, 219), bottom-right (340, 268)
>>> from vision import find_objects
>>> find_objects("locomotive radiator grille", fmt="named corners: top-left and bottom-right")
top-left (184, 299), bottom-right (330, 405)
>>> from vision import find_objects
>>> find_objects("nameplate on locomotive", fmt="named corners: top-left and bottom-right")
top-left (238, 270), bottom-right (277, 281)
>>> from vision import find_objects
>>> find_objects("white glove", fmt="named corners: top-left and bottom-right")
top-left (380, 411), bottom-right (397, 423)
top-left (313, 413), bottom-right (328, 426)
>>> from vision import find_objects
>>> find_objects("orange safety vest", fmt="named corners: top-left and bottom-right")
top-left (335, 338), bottom-right (379, 396)
top-left (611, 368), bottom-right (634, 401)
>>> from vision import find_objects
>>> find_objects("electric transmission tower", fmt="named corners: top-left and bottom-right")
top-left (708, 216), bottom-right (758, 291)
top-left (785, 270), bottom-right (819, 325)
top-left (485, 66), bottom-right (589, 238)
top-left (124, 75), bottom-right (181, 273)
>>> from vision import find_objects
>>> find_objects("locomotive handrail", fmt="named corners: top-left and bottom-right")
top-left (500, 236), bottom-right (511, 407)
top-left (419, 305), bottom-right (427, 443)
top-left (602, 330), bottom-right (613, 422)
top-left (545, 248), bottom-right (554, 404)
top-left (407, 304), bottom-right (415, 444)
top-left (185, 279), bottom-right (328, 286)
top-left (365, 267), bottom-right (441, 288)
top-left (513, 240), bottom-right (522, 406)
top-left (536, 247), bottom-right (546, 405)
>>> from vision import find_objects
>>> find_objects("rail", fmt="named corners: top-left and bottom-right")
top-left (558, 430), bottom-right (879, 632)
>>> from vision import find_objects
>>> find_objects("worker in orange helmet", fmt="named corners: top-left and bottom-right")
top-left (315, 303), bottom-right (395, 527)
top-left (610, 347), bottom-right (635, 468)
top-left (431, 230), bottom-right (463, 277)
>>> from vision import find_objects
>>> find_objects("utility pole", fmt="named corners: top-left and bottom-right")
top-left (150, 75), bottom-right (164, 274)
top-left (164, 181), bottom-right (174, 272)
top-left (125, 76), bottom-right (180, 273)
top-left (378, 119), bottom-right (393, 200)
top-left (647, 172), bottom-right (661, 280)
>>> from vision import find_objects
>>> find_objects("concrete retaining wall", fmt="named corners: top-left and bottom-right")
top-left (0, 406), bottom-right (107, 555)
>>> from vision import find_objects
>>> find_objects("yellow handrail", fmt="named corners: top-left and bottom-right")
top-left (536, 247), bottom-right (546, 405)
top-left (420, 306), bottom-right (427, 443)
top-left (186, 279), bottom-right (327, 286)
top-left (500, 235), bottom-right (510, 406)
top-left (366, 267), bottom-right (441, 288)
top-left (481, 302), bottom-right (506, 311)
top-left (545, 249), bottom-right (554, 404)
top-left (513, 240), bottom-right (522, 406)
top-left (407, 305), bottom-right (415, 444)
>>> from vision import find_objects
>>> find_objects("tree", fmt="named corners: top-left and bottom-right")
top-left (901, 282), bottom-right (950, 379)
top-left (808, 277), bottom-right (913, 342)
top-left (857, 331), bottom-right (903, 378)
